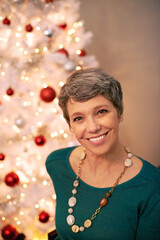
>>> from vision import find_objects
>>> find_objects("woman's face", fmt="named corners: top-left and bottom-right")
top-left (67, 95), bottom-right (122, 156)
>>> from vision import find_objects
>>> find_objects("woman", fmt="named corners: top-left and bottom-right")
top-left (46, 68), bottom-right (160, 240)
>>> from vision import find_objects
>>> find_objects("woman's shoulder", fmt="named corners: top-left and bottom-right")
top-left (46, 146), bottom-right (77, 164)
top-left (139, 157), bottom-right (160, 191)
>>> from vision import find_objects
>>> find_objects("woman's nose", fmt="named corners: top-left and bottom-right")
top-left (86, 117), bottom-right (100, 132)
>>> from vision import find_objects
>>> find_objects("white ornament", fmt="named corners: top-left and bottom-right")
top-left (67, 215), bottom-right (75, 226)
top-left (15, 116), bottom-right (25, 128)
top-left (68, 196), bottom-right (77, 207)
top-left (43, 28), bottom-right (53, 38)
top-left (64, 61), bottom-right (76, 72)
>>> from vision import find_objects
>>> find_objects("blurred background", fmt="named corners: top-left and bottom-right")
top-left (80, 0), bottom-right (160, 166)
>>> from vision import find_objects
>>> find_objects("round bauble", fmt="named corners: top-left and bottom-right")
top-left (34, 135), bottom-right (46, 146)
top-left (39, 211), bottom-right (50, 223)
top-left (3, 17), bottom-right (11, 25)
top-left (0, 153), bottom-right (6, 161)
top-left (6, 88), bottom-right (14, 96)
top-left (64, 61), bottom-right (76, 72)
top-left (1, 225), bottom-right (18, 240)
top-left (43, 28), bottom-right (53, 37)
top-left (58, 23), bottom-right (67, 30)
top-left (40, 86), bottom-right (56, 102)
top-left (4, 172), bottom-right (19, 187)
top-left (77, 49), bottom-right (86, 56)
top-left (25, 24), bottom-right (33, 32)
top-left (57, 48), bottom-right (69, 58)
top-left (15, 116), bottom-right (25, 128)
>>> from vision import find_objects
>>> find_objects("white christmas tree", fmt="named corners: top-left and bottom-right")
top-left (0, 0), bottom-right (98, 239)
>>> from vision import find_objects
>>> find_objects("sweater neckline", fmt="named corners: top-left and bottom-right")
top-left (65, 146), bottom-right (145, 191)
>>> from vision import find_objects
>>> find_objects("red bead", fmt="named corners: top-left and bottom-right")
top-left (0, 152), bottom-right (5, 161)
top-left (106, 192), bottom-right (111, 198)
top-left (39, 211), bottom-right (50, 223)
top-left (3, 17), bottom-right (11, 25)
top-left (40, 86), bottom-right (56, 102)
top-left (2, 225), bottom-right (18, 240)
top-left (57, 48), bottom-right (69, 57)
top-left (35, 135), bottom-right (46, 146)
top-left (25, 24), bottom-right (33, 32)
top-left (100, 197), bottom-right (108, 207)
top-left (5, 172), bottom-right (19, 187)
top-left (6, 88), bottom-right (14, 96)
top-left (77, 49), bottom-right (86, 56)
top-left (58, 23), bottom-right (67, 30)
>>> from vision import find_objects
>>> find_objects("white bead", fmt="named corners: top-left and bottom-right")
top-left (128, 152), bottom-right (133, 158)
top-left (68, 208), bottom-right (73, 214)
top-left (125, 146), bottom-right (131, 153)
top-left (81, 151), bottom-right (86, 160)
top-left (68, 196), bottom-right (77, 207)
top-left (80, 226), bottom-right (85, 232)
top-left (67, 215), bottom-right (75, 226)
top-left (72, 189), bottom-right (77, 195)
top-left (73, 180), bottom-right (79, 187)
top-left (124, 158), bottom-right (132, 167)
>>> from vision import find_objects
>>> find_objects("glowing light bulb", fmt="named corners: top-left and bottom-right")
top-left (35, 48), bottom-right (40, 53)
top-left (35, 204), bottom-right (39, 209)
top-left (43, 180), bottom-right (48, 186)
top-left (1, 71), bottom-right (5, 76)
top-left (43, 46), bottom-right (48, 52)
top-left (20, 211), bottom-right (24, 216)
top-left (7, 195), bottom-right (11, 200)
top-left (59, 81), bottom-right (64, 87)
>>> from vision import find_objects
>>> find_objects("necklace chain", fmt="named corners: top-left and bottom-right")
top-left (66, 146), bottom-right (133, 233)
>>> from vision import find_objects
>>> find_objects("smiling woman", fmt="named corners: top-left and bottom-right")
top-left (46, 68), bottom-right (160, 240)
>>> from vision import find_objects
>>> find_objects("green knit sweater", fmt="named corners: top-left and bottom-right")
top-left (46, 146), bottom-right (160, 240)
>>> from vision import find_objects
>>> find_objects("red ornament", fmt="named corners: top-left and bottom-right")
top-left (3, 17), bottom-right (11, 25)
top-left (6, 88), bottom-right (14, 96)
top-left (39, 211), bottom-right (50, 223)
top-left (40, 86), bottom-right (56, 102)
top-left (58, 23), bottom-right (67, 30)
top-left (25, 24), bottom-right (33, 32)
top-left (1, 225), bottom-right (18, 240)
top-left (57, 48), bottom-right (69, 58)
top-left (35, 135), bottom-right (46, 146)
top-left (45, 0), bottom-right (53, 2)
top-left (0, 153), bottom-right (5, 161)
top-left (4, 172), bottom-right (19, 187)
top-left (77, 49), bottom-right (86, 56)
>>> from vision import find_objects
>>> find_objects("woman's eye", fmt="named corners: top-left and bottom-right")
top-left (97, 109), bottom-right (108, 114)
top-left (73, 116), bottom-right (83, 122)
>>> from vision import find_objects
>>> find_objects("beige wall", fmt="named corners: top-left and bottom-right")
top-left (80, 0), bottom-right (160, 166)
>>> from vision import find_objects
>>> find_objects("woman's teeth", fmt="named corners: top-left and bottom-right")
top-left (88, 133), bottom-right (107, 142)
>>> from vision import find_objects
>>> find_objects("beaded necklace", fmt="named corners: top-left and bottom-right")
top-left (66, 146), bottom-right (133, 233)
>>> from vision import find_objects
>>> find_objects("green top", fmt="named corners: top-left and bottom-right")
top-left (46, 146), bottom-right (160, 240)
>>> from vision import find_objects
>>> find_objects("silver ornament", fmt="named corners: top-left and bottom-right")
top-left (64, 61), bottom-right (76, 72)
top-left (15, 116), bottom-right (25, 128)
top-left (43, 28), bottom-right (53, 38)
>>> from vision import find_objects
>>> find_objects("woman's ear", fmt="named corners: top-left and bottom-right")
top-left (119, 114), bottom-right (123, 122)
top-left (69, 126), bottom-right (73, 133)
